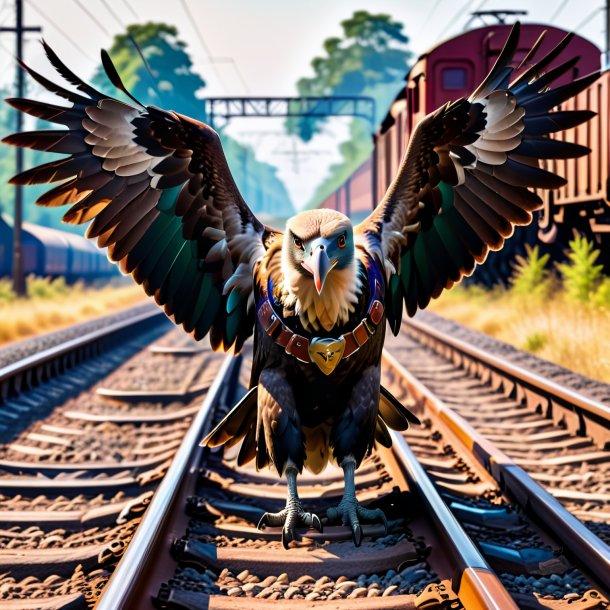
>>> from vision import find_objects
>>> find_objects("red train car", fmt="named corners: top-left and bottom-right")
top-left (322, 22), bottom-right (608, 279)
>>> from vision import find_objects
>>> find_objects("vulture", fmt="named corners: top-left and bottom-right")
top-left (4, 24), bottom-right (598, 547)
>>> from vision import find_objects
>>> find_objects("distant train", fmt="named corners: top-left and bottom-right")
top-left (0, 214), bottom-right (116, 282)
top-left (319, 22), bottom-right (608, 283)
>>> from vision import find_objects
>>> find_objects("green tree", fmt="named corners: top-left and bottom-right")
top-left (288, 11), bottom-right (411, 209)
top-left (287, 11), bottom-right (411, 141)
top-left (92, 22), bottom-right (206, 120)
top-left (7, 22), bottom-right (293, 231)
top-left (0, 87), bottom-right (17, 220)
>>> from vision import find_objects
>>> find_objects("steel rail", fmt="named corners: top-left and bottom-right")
top-left (0, 305), bottom-right (165, 401)
top-left (383, 348), bottom-right (610, 592)
top-left (406, 315), bottom-right (610, 422)
top-left (96, 354), bottom-right (236, 610)
top-left (388, 431), bottom-right (519, 610)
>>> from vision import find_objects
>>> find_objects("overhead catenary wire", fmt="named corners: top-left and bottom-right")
top-left (24, 0), bottom-right (96, 62)
top-left (74, 0), bottom-right (111, 37)
top-left (120, 0), bottom-right (138, 21)
top-left (549, 0), bottom-right (570, 23)
top-left (177, 0), bottom-right (228, 93)
top-left (421, 0), bottom-right (444, 29)
top-left (102, 0), bottom-right (160, 92)
top-left (436, 0), bottom-right (485, 39)
top-left (573, 6), bottom-right (604, 34)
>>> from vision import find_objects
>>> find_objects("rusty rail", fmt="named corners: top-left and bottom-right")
top-left (383, 340), bottom-right (610, 591)
top-left (96, 354), bottom-right (237, 609)
top-left (0, 305), bottom-right (166, 403)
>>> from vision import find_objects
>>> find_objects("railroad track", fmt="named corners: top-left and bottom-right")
top-left (0, 306), bottom-right (229, 608)
top-left (1, 308), bottom-right (608, 608)
top-left (98, 342), bottom-right (608, 608)
top-left (384, 316), bottom-right (610, 598)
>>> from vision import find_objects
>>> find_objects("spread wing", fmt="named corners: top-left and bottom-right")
top-left (356, 23), bottom-right (599, 333)
top-left (3, 41), bottom-right (280, 352)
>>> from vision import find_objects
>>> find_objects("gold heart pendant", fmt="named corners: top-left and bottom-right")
top-left (308, 336), bottom-right (346, 375)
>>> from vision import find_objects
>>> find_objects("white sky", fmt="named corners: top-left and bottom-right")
top-left (0, 0), bottom-right (607, 208)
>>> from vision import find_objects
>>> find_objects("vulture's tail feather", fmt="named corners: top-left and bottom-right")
top-left (200, 386), bottom-right (258, 448)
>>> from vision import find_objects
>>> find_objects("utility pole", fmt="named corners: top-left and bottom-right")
top-left (0, 0), bottom-right (41, 296)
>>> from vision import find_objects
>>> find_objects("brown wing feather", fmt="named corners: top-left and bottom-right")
top-left (356, 22), bottom-right (599, 326)
top-left (3, 43), bottom-right (281, 351)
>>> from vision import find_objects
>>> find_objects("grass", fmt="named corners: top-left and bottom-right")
top-left (427, 285), bottom-right (610, 383)
top-left (0, 276), bottom-right (147, 347)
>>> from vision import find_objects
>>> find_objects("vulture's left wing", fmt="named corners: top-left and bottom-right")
top-left (3, 42), bottom-right (280, 352)
top-left (356, 23), bottom-right (599, 333)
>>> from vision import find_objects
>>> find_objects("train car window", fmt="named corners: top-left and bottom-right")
top-left (442, 68), bottom-right (467, 90)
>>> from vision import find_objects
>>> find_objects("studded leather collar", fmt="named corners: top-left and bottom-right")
top-left (256, 266), bottom-right (385, 375)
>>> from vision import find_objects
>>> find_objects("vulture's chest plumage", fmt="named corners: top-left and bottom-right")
top-left (250, 256), bottom-right (386, 427)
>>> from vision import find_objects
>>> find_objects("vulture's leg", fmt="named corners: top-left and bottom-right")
top-left (257, 463), bottom-right (323, 549)
top-left (327, 457), bottom-right (388, 546)
top-left (327, 365), bottom-right (388, 546)
top-left (255, 368), bottom-right (322, 548)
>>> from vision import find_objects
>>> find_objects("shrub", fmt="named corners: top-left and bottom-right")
top-left (510, 244), bottom-right (551, 298)
top-left (0, 279), bottom-right (15, 302)
top-left (27, 276), bottom-right (70, 299)
top-left (557, 233), bottom-right (604, 303)
top-left (592, 277), bottom-right (610, 308)
top-left (523, 331), bottom-right (547, 353)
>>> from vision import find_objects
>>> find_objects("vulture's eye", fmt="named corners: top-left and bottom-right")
top-left (337, 235), bottom-right (346, 249)
top-left (294, 237), bottom-right (304, 250)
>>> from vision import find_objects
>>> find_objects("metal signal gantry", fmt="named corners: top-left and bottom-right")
top-left (205, 96), bottom-right (377, 130)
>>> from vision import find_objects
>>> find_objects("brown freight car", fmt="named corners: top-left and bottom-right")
top-left (321, 22), bottom-right (609, 280)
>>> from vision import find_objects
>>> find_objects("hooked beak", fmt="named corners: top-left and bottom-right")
top-left (302, 245), bottom-right (334, 295)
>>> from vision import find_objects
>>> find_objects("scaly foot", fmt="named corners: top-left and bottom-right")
top-left (326, 497), bottom-right (388, 546)
top-left (258, 499), bottom-right (323, 549)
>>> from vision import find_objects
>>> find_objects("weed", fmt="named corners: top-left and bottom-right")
top-left (510, 244), bottom-right (551, 298)
top-left (557, 233), bottom-right (604, 302)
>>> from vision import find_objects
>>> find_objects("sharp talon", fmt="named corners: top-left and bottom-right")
top-left (282, 528), bottom-right (295, 550)
top-left (257, 513), bottom-right (269, 530)
top-left (312, 513), bottom-right (323, 533)
top-left (352, 524), bottom-right (363, 547)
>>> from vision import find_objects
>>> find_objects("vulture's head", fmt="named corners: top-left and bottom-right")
top-left (283, 209), bottom-right (355, 295)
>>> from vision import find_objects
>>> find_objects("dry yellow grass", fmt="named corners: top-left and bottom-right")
top-left (0, 281), bottom-right (147, 347)
top-left (427, 286), bottom-right (610, 383)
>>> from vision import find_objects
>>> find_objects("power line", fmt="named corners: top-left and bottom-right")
top-left (74, 0), bottom-right (111, 36)
top-left (421, 0), bottom-right (443, 29)
top-left (177, 0), bottom-right (228, 92)
top-left (1, 0), bottom-right (41, 296)
top-left (574, 6), bottom-right (603, 33)
top-left (204, 56), bottom-right (250, 93)
top-left (25, 0), bottom-right (96, 62)
top-left (120, 0), bottom-right (138, 21)
top-left (101, 0), bottom-right (167, 103)
top-left (99, 0), bottom-right (125, 31)
top-left (549, 0), bottom-right (570, 23)
top-left (437, 0), bottom-right (475, 39)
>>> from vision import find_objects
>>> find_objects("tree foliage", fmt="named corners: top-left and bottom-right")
top-left (287, 11), bottom-right (412, 142)
top-left (2, 22), bottom-right (293, 232)
top-left (92, 22), bottom-right (206, 120)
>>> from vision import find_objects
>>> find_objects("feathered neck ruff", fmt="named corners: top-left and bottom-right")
top-left (279, 251), bottom-right (362, 333)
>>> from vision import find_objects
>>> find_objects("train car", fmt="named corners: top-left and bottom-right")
top-left (0, 214), bottom-right (117, 282)
top-left (319, 22), bottom-right (606, 283)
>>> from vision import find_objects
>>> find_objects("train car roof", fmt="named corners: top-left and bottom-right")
top-left (59, 229), bottom-right (98, 253)
top-left (2, 214), bottom-right (98, 253)
top-left (415, 21), bottom-right (600, 64)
